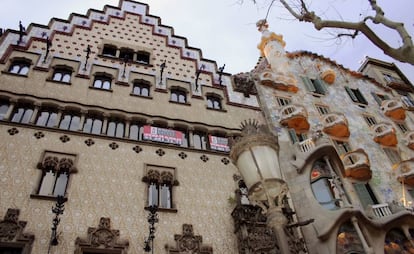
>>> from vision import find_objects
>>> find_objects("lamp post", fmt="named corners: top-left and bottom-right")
top-left (48, 195), bottom-right (66, 254)
top-left (230, 119), bottom-right (291, 254)
top-left (144, 205), bottom-right (158, 253)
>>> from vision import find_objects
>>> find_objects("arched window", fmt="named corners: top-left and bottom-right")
top-left (83, 115), bottom-right (103, 135)
top-left (310, 159), bottom-right (342, 210)
top-left (132, 80), bottom-right (150, 97)
top-left (384, 228), bottom-right (413, 254)
top-left (170, 88), bottom-right (187, 104)
top-left (107, 119), bottom-right (125, 138)
top-left (36, 108), bottom-right (58, 127)
top-left (336, 221), bottom-right (364, 254)
top-left (93, 74), bottom-right (112, 90)
top-left (129, 122), bottom-right (144, 140)
top-left (8, 58), bottom-right (31, 75)
top-left (0, 101), bottom-right (10, 120)
top-left (11, 105), bottom-right (33, 124)
top-left (193, 132), bottom-right (207, 150)
top-left (207, 95), bottom-right (222, 110)
top-left (52, 66), bottom-right (72, 83)
top-left (59, 112), bottom-right (80, 131)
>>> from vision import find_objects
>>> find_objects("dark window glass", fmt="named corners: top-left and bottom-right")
top-left (301, 77), bottom-right (328, 95)
top-left (345, 86), bottom-right (368, 105)
top-left (136, 51), bottom-right (150, 64)
top-left (119, 48), bottom-right (133, 61)
top-left (102, 45), bottom-right (117, 57)
top-left (0, 247), bottom-right (23, 254)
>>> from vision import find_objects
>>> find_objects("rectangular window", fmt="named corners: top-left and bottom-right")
top-left (209, 135), bottom-right (230, 152)
top-left (315, 105), bottom-right (330, 115)
top-left (288, 129), bottom-right (307, 144)
top-left (35, 151), bottom-right (77, 198)
top-left (0, 101), bottom-right (10, 120)
top-left (301, 77), bottom-right (328, 95)
top-left (144, 165), bottom-right (177, 210)
top-left (383, 148), bottom-right (401, 165)
top-left (397, 123), bottom-right (409, 133)
top-left (36, 110), bottom-right (58, 127)
top-left (11, 106), bottom-right (33, 124)
top-left (83, 116), bottom-right (103, 135)
top-left (345, 86), bottom-right (368, 105)
top-left (353, 183), bottom-right (378, 209)
top-left (363, 115), bottom-right (377, 127)
top-left (371, 92), bottom-right (390, 106)
top-left (333, 140), bottom-right (352, 155)
top-left (143, 125), bottom-right (183, 145)
top-left (401, 95), bottom-right (414, 109)
top-left (276, 97), bottom-right (291, 107)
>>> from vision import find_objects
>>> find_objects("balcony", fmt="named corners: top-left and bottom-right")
top-left (401, 96), bottom-right (414, 111)
top-left (380, 99), bottom-right (406, 120)
top-left (321, 113), bottom-right (350, 138)
top-left (373, 122), bottom-right (397, 147)
top-left (279, 104), bottom-right (310, 132)
top-left (320, 69), bottom-right (336, 84)
top-left (341, 149), bottom-right (371, 181)
top-left (405, 131), bottom-right (414, 150)
top-left (367, 203), bottom-right (393, 218)
top-left (259, 71), bottom-right (298, 93)
top-left (394, 159), bottom-right (414, 186)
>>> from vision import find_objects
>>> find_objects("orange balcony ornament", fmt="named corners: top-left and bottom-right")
top-left (259, 71), bottom-right (298, 93)
top-left (404, 131), bottom-right (414, 150)
top-left (320, 69), bottom-right (336, 85)
top-left (321, 113), bottom-right (350, 138)
top-left (373, 123), bottom-right (398, 147)
top-left (279, 104), bottom-right (310, 132)
top-left (394, 159), bottom-right (414, 186)
top-left (380, 99), bottom-right (406, 121)
top-left (341, 149), bottom-right (372, 181)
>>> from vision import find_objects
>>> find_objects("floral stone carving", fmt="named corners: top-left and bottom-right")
top-left (165, 224), bottom-right (213, 254)
top-left (0, 208), bottom-right (34, 254)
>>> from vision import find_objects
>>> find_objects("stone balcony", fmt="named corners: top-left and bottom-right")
top-left (394, 159), bottom-right (414, 186)
top-left (404, 131), bottom-right (414, 150)
top-left (381, 99), bottom-right (406, 121)
top-left (373, 122), bottom-right (397, 147)
top-left (321, 112), bottom-right (350, 138)
top-left (259, 70), bottom-right (298, 93)
top-left (279, 104), bottom-right (310, 132)
top-left (341, 149), bottom-right (371, 181)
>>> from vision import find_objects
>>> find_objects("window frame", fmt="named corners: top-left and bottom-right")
top-left (101, 44), bottom-right (117, 57)
top-left (136, 51), bottom-right (150, 65)
top-left (170, 87), bottom-right (188, 104)
top-left (315, 104), bottom-right (330, 115)
top-left (51, 66), bottom-right (73, 84)
top-left (7, 58), bottom-right (31, 76)
top-left (131, 79), bottom-right (151, 97)
top-left (59, 111), bottom-right (81, 131)
top-left (301, 76), bottom-right (328, 95)
top-left (362, 114), bottom-right (377, 127)
top-left (0, 100), bottom-right (10, 120)
top-left (11, 105), bottom-right (34, 124)
top-left (345, 86), bottom-right (368, 105)
top-left (92, 73), bottom-right (113, 91)
top-left (276, 96), bottom-right (291, 107)
top-left (83, 115), bottom-right (103, 135)
top-left (206, 94), bottom-right (223, 110)
top-left (35, 108), bottom-right (59, 127)
top-left (383, 147), bottom-right (401, 165)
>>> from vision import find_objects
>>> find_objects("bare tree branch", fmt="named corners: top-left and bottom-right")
top-left (270, 0), bottom-right (414, 65)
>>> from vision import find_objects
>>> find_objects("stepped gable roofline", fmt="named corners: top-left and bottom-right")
top-left (0, 0), bottom-right (229, 79)
top-left (287, 50), bottom-right (391, 92)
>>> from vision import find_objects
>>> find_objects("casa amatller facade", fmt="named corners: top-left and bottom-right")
top-left (0, 1), bottom-right (414, 254)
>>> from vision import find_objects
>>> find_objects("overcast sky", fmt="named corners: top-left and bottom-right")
top-left (1, 0), bottom-right (413, 83)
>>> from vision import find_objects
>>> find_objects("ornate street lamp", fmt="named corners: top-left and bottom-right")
top-left (230, 119), bottom-right (291, 254)
top-left (143, 205), bottom-right (158, 253)
top-left (48, 195), bottom-right (66, 254)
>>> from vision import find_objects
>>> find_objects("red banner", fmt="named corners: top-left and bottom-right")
top-left (209, 135), bottom-right (230, 152)
top-left (143, 126), bottom-right (183, 145)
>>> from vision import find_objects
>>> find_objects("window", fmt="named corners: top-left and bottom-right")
top-left (310, 159), bottom-right (341, 210)
top-left (401, 94), bottom-right (414, 109)
top-left (353, 183), bottom-right (378, 209)
top-left (316, 105), bottom-right (330, 115)
top-left (301, 77), bottom-right (328, 95)
top-left (8, 59), bottom-right (30, 75)
top-left (143, 165), bottom-right (177, 210)
top-left (132, 80), bottom-right (150, 97)
top-left (371, 92), bottom-right (390, 106)
top-left (36, 109), bottom-right (58, 127)
top-left (119, 47), bottom-right (134, 61)
top-left (102, 44), bottom-right (117, 57)
top-left (136, 51), bottom-right (150, 64)
top-left (276, 97), bottom-right (291, 107)
top-left (11, 106), bottom-right (33, 124)
top-left (129, 122), bottom-right (144, 141)
top-left (0, 246), bottom-right (23, 254)
top-left (288, 129), bottom-right (307, 144)
top-left (52, 67), bottom-right (72, 83)
top-left (0, 101), bottom-right (9, 120)
top-left (107, 119), bottom-right (125, 138)
top-left (93, 75), bottom-right (112, 90)
top-left (193, 132), bottom-right (207, 150)
top-left (333, 140), bottom-right (352, 155)
top-left (383, 148), bottom-right (401, 165)
top-left (396, 122), bottom-right (409, 133)
top-left (59, 112), bottom-right (80, 131)
top-left (170, 89), bottom-right (187, 104)
top-left (207, 95), bottom-right (222, 110)
top-left (36, 151), bottom-right (77, 198)
top-left (209, 135), bottom-right (230, 152)
top-left (363, 115), bottom-right (377, 127)
top-left (345, 86), bottom-right (368, 105)
top-left (83, 115), bottom-right (103, 135)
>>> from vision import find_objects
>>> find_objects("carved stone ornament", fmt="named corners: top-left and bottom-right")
top-left (232, 72), bottom-right (257, 97)
top-left (75, 217), bottom-right (129, 254)
top-left (165, 224), bottom-right (213, 254)
top-left (37, 152), bottom-right (77, 174)
top-left (0, 208), bottom-right (34, 254)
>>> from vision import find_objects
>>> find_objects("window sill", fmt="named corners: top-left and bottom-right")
top-left (46, 79), bottom-right (72, 85)
top-left (206, 107), bottom-right (227, 113)
top-left (1, 71), bottom-right (28, 77)
top-left (169, 100), bottom-right (191, 106)
top-left (145, 206), bottom-right (177, 213)
top-left (130, 93), bottom-right (153, 99)
top-left (30, 194), bottom-right (68, 202)
top-left (88, 86), bottom-right (113, 92)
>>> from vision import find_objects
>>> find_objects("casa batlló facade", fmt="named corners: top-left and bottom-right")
top-left (1, 1), bottom-right (414, 254)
